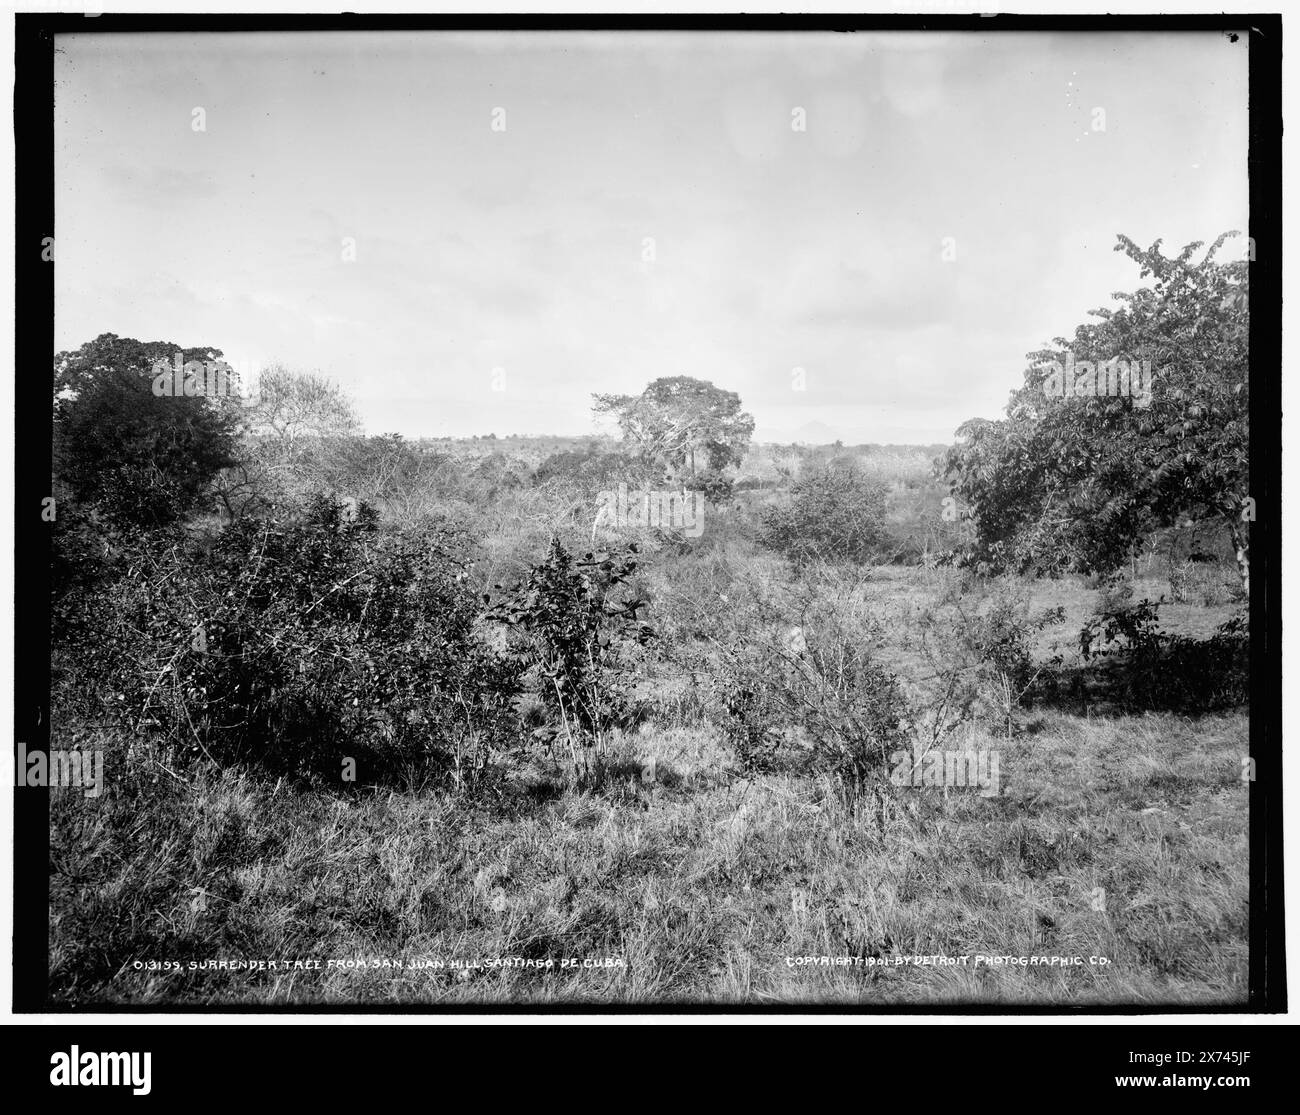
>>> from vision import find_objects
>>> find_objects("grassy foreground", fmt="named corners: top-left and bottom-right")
top-left (50, 693), bottom-right (1247, 1006)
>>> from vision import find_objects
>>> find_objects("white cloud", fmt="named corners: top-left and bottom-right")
top-left (55, 30), bottom-right (1248, 442)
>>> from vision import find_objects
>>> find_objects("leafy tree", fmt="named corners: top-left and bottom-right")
top-left (214, 367), bottom-right (364, 520)
top-left (246, 365), bottom-right (361, 443)
top-left (943, 232), bottom-right (1250, 593)
top-left (54, 333), bottom-right (241, 529)
top-left (592, 376), bottom-right (755, 481)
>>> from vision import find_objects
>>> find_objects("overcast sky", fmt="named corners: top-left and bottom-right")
top-left (55, 30), bottom-right (1249, 443)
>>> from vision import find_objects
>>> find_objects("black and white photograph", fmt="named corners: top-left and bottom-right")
top-left (10, 8), bottom-right (1284, 1032)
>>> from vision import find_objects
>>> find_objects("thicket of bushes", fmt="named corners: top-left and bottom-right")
top-left (49, 339), bottom-right (1247, 805)
top-left (1072, 599), bottom-right (1249, 713)
top-left (55, 496), bottom-right (523, 788)
top-left (485, 539), bottom-right (654, 784)
top-left (53, 496), bottom-right (665, 794)
top-left (713, 598), bottom-right (912, 797)
top-left (759, 463), bottom-right (888, 566)
top-left (54, 450), bottom-right (1249, 805)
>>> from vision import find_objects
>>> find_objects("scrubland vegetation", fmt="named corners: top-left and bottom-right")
top-left (47, 235), bottom-right (1250, 1006)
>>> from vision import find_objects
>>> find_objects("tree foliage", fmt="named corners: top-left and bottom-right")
top-left (54, 333), bottom-right (241, 529)
top-left (67, 496), bottom-right (520, 786)
top-left (760, 462), bottom-right (888, 565)
top-left (942, 232), bottom-right (1250, 591)
top-left (592, 376), bottom-right (755, 480)
top-left (246, 365), bottom-right (361, 444)
top-left (485, 539), bottom-right (652, 779)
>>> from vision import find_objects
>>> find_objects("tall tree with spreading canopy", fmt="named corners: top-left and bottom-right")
top-left (592, 375), bottom-right (755, 482)
top-left (54, 333), bottom-right (242, 529)
top-left (216, 365), bottom-right (364, 519)
top-left (943, 232), bottom-right (1250, 593)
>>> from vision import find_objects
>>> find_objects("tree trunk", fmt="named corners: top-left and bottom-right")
top-left (1229, 519), bottom-right (1250, 598)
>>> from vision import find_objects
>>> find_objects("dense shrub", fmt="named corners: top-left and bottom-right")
top-left (485, 538), bottom-right (653, 782)
top-left (534, 446), bottom-right (657, 493)
top-left (1077, 601), bottom-right (1248, 712)
top-left (685, 467), bottom-right (735, 506)
top-left (916, 580), bottom-right (1066, 738)
top-left (471, 452), bottom-right (531, 499)
top-left (717, 669), bottom-right (785, 774)
top-left (705, 569), bottom-right (911, 796)
top-left (717, 623), bottom-right (911, 796)
top-left (59, 496), bottom-right (521, 787)
top-left (759, 464), bottom-right (887, 565)
top-left (961, 597), bottom-right (1066, 699)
